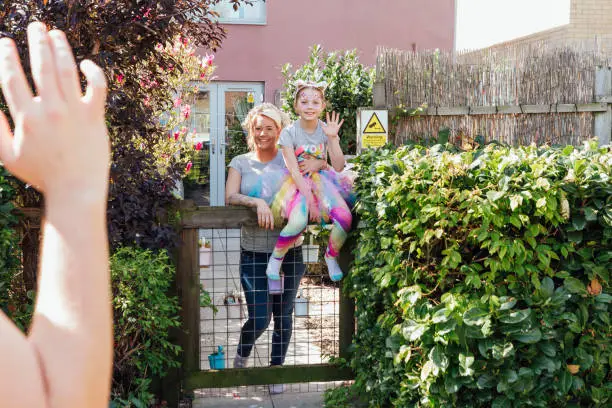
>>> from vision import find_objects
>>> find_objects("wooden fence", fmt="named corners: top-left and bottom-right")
top-left (374, 43), bottom-right (612, 146)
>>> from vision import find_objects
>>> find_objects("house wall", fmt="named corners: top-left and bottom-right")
top-left (200, 0), bottom-right (456, 102)
top-left (461, 0), bottom-right (612, 56)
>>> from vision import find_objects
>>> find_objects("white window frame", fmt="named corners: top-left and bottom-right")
top-left (211, 0), bottom-right (267, 25)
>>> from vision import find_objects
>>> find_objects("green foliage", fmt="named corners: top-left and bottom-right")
top-left (110, 247), bottom-right (181, 403)
top-left (281, 45), bottom-right (375, 154)
top-left (0, 167), bottom-right (20, 320)
top-left (342, 140), bottom-right (611, 407)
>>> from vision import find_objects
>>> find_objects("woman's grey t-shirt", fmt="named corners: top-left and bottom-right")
top-left (228, 151), bottom-right (302, 252)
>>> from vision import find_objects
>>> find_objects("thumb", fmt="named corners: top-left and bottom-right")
top-left (0, 111), bottom-right (15, 167)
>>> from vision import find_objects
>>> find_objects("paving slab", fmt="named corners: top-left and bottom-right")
top-left (270, 392), bottom-right (324, 408)
top-left (193, 396), bottom-right (273, 408)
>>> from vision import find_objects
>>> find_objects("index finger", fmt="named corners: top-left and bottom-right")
top-left (27, 22), bottom-right (62, 104)
top-left (0, 38), bottom-right (33, 118)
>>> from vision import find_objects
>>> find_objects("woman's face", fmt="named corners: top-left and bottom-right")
top-left (252, 115), bottom-right (279, 152)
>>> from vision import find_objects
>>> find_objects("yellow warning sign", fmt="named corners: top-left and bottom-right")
top-left (362, 134), bottom-right (387, 148)
top-left (363, 112), bottom-right (386, 134)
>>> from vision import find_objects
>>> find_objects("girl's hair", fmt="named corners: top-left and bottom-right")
top-left (242, 103), bottom-right (291, 152)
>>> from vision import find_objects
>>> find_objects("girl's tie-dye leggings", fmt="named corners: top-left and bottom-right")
top-left (271, 185), bottom-right (352, 261)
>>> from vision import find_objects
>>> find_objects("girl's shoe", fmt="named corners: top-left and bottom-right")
top-left (325, 256), bottom-right (344, 281)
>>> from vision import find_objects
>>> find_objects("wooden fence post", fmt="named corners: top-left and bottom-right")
top-left (373, 81), bottom-right (386, 109)
top-left (594, 66), bottom-right (612, 145)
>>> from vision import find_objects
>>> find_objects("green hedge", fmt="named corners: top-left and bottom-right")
top-left (342, 141), bottom-right (611, 407)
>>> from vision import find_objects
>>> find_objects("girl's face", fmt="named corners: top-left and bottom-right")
top-left (252, 114), bottom-right (279, 152)
top-left (295, 88), bottom-right (325, 121)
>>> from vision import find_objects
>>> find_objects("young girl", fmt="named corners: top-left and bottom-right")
top-left (266, 80), bottom-right (354, 282)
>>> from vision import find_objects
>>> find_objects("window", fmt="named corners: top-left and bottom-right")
top-left (211, 0), bottom-right (266, 25)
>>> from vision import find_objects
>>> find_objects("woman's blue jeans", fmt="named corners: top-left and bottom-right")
top-left (237, 247), bottom-right (305, 366)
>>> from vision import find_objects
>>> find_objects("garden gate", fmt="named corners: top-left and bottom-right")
top-left (170, 202), bottom-right (355, 404)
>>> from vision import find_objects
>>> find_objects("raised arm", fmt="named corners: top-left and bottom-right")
top-left (0, 23), bottom-right (111, 408)
top-left (226, 167), bottom-right (274, 229)
top-left (322, 112), bottom-right (346, 172)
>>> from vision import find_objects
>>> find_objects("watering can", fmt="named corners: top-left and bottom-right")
top-left (208, 345), bottom-right (225, 370)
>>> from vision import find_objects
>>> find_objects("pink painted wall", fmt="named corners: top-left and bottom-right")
top-left (200, 0), bottom-right (456, 102)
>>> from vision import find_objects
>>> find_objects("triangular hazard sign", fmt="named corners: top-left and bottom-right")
top-left (363, 112), bottom-right (386, 134)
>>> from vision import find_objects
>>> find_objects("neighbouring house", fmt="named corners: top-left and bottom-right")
top-left (189, 0), bottom-right (456, 205)
top-left (460, 0), bottom-right (612, 59)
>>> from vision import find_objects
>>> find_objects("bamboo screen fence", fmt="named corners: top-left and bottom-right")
top-left (376, 42), bottom-right (612, 146)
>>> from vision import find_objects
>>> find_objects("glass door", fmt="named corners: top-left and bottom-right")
top-left (188, 82), bottom-right (263, 206)
top-left (185, 87), bottom-right (215, 206)
top-left (210, 82), bottom-right (263, 206)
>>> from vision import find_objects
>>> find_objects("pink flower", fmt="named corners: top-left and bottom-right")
top-left (143, 7), bottom-right (152, 18)
top-left (116, 73), bottom-right (124, 84)
top-left (155, 43), bottom-right (163, 52)
top-left (174, 97), bottom-right (182, 108)
top-left (202, 54), bottom-right (214, 67)
top-left (181, 104), bottom-right (191, 119)
top-left (195, 142), bottom-right (203, 151)
top-left (174, 131), bottom-right (180, 141)
top-left (185, 161), bottom-right (193, 173)
top-left (180, 126), bottom-right (188, 134)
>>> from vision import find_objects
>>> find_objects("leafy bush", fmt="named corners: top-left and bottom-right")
top-left (281, 45), bottom-right (375, 154)
top-left (110, 247), bottom-right (181, 405)
top-left (340, 141), bottom-right (611, 407)
top-left (0, 167), bottom-right (21, 319)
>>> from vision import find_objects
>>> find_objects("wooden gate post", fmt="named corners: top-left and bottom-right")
top-left (594, 66), bottom-right (612, 145)
top-left (338, 215), bottom-right (358, 360)
top-left (176, 227), bottom-right (200, 403)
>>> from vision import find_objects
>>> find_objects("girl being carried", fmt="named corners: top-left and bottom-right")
top-left (266, 80), bottom-right (354, 282)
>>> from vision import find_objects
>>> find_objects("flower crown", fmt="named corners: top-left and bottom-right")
top-left (294, 79), bottom-right (328, 98)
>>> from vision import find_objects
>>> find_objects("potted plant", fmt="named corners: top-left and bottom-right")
top-left (199, 237), bottom-right (212, 267)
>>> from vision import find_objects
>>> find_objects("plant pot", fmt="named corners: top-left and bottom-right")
top-left (199, 246), bottom-right (212, 267)
top-left (303, 244), bottom-right (320, 264)
top-left (294, 289), bottom-right (309, 317)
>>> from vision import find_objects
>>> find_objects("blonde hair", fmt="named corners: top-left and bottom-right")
top-left (242, 103), bottom-right (291, 152)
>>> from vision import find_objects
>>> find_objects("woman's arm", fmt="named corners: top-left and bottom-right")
top-left (298, 157), bottom-right (329, 176)
top-left (225, 167), bottom-right (274, 229)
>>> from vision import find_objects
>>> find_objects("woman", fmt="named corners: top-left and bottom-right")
top-left (225, 103), bottom-right (326, 393)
